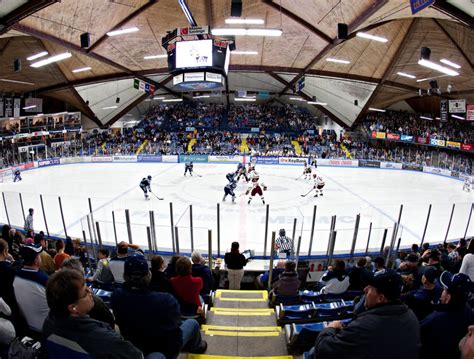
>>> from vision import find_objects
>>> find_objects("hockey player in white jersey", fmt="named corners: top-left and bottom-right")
top-left (463, 178), bottom-right (472, 192)
top-left (303, 162), bottom-right (312, 180)
top-left (313, 173), bottom-right (325, 197)
top-left (246, 172), bottom-right (266, 204)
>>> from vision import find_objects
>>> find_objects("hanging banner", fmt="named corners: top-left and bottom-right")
top-left (449, 99), bottom-right (466, 113)
top-left (4, 98), bottom-right (12, 117)
top-left (440, 99), bottom-right (448, 122)
top-left (13, 98), bottom-right (21, 118)
top-left (467, 105), bottom-right (474, 121)
top-left (410, 0), bottom-right (435, 14)
top-left (0, 98), bottom-right (3, 117)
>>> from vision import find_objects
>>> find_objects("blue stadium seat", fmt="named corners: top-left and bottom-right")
top-left (92, 288), bottom-right (112, 304)
top-left (46, 334), bottom-right (92, 359)
top-left (277, 300), bottom-right (354, 325)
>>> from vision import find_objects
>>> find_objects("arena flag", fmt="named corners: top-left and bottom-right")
top-left (410, 0), bottom-right (435, 15)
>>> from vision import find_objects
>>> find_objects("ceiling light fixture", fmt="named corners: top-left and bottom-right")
top-left (369, 107), bottom-right (386, 112)
top-left (22, 105), bottom-right (37, 110)
top-left (326, 58), bottom-right (350, 64)
top-left (440, 59), bottom-right (461, 69)
top-left (72, 66), bottom-right (92, 73)
top-left (225, 18), bottom-right (265, 24)
top-left (26, 51), bottom-right (48, 61)
top-left (234, 98), bottom-right (256, 102)
top-left (435, 117), bottom-right (441, 120)
top-left (418, 59), bottom-right (459, 76)
top-left (0, 79), bottom-right (35, 85)
top-left (106, 27), bottom-right (139, 37)
top-left (452, 114), bottom-right (465, 120)
top-left (420, 116), bottom-right (433, 120)
top-left (153, 96), bottom-right (165, 100)
top-left (289, 97), bottom-right (305, 101)
top-left (162, 98), bottom-right (183, 102)
top-left (102, 105), bottom-right (118, 110)
top-left (30, 52), bottom-right (72, 68)
top-left (144, 54), bottom-right (167, 59)
top-left (211, 28), bottom-right (282, 36)
top-left (194, 95), bottom-right (210, 98)
top-left (397, 72), bottom-right (416, 79)
top-left (231, 51), bottom-right (258, 55)
top-left (307, 101), bottom-right (328, 105)
top-left (356, 32), bottom-right (388, 43)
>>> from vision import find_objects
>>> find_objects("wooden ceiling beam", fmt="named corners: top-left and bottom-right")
top-left (0, 0), bottom-right (60, 35)
top-left (278, 0), bottom-right (389, 95)
top-left (68, 87), bottom-right (103, 128)
top-left (433, 19), bottom-right (473, 69)
top-left (261, 0), bottom-right (332, 43)
top-left (431, 0), bottom-right (473, 28)
top-left (104, 93), bottom-right (148, 128)
top-left (351, 19), bottom-right (416, 129)
top-left (87, 0), bottom-right (159, 54)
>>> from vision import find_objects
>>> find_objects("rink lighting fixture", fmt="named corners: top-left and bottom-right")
top-left (235, 98), bottom-right (256, 102)
top-left (162, 98), bottom-right (183, 102)
top-left (419, 116), bottom-right (433, 120)
top-left (440, 59), bottom-right (461, 69)
top-left (356, 32), bottom-right (388, 43)
top-left (290, 97), bottom-right (305, 101)
top-left (144, 54), bottom-right (167, 59)
top-left (102, 105), bottom-right (118, 110)
top-left (194, 95), bottom-right (210, 98)
top-left (26, 51), bottom-right (48, 61)
top-left (418, 59), bottom-right (459, 76)
top-left (452, 114), bottom-right (465, 120)
top-left (30, 52), bottom-right (72, 68)
top-left (326, 58), bottom-right (350, 64)
top-left (225, 18), bottom-right (265, 24)
top-left (369, 107), bottom-right (386, 112)
top-left (211, 28), bottom-right (282, 37)
top-left (0, 79), bottom-right (35, 85)
top-left (397, 72), bottom-right (416, 79)
top-left (231, 51), bottom-right (258, 55)
top-left (72, 67), bottom-right (92, 73)
top-left (107, 27), bottom-right (139, 36)
top-left (435, 117), bottom-right (441, 120)
top-left (22, 105), bottom-right (37, 110)
top-left (307, 101), bottom-right (327, 105)
top-left (153, 96), bottom-right (165, 100)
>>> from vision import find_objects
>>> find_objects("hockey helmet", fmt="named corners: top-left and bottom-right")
top-left (142, 178), bottom-right (146, 181)
top-left (313, 173), bottom-right (317, 178)
top-left (279, 228), bottom-right (286, 236)
top-left (147, 175), bottom-right (152, 180)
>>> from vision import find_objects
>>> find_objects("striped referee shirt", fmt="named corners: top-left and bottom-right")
top-left (275, 236), bottom-right (294, 253)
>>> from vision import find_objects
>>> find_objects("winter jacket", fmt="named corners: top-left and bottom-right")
top-left (312, 302), bottom-right (420, 359)
top-left (272, 271), bottom-right (300, 296)
top-left (192, 263), bottom-right (214, 295)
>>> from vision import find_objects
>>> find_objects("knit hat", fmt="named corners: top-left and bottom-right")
top-left (124, 255), bottom-right (149, 276)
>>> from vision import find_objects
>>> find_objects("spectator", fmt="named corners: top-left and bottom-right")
top-left (53, 239), bottom-right (70, 270)
top-left (1, 224), bottom-right (11, 251)
top-left (348, 257), bottom-right (368, 291)
top-left (13, 244), bottom-right (49, 333)
top-left (170, 257), bottom-right (203, 314)
top-left (149, 255), bottom-right (174, 294)
top-left (374, 256), bottom-right (385, 272)
top-left (109, 241), bottom-right (140, 284)
top-left (309, 269), bottom-right (419, 359)
top-left (271, 260), bottom-right (300, 296)
top-left (90, 248), bottom-right (114, 285)
top-left (398, 253), bottom-right (420, 291)
top-left (43, 269), bottom-right (143, 358)
top-left (274, 228), bottom-right (294, 258)
top-left (64, 236), bottom-right (74, 256)
top-left (24, 208), bottom-right (34, 232)
top-left (164, 255), bottom-right (181, 279)
top-left (224, 241), bottom-right (247, 290)
top-left (0, 297), bottom-right (15, 347)
top-left (191, 251), bottom-right (213, 298)
top-left (459, 325), bottom-right (474, 359)
top-left (111, 255), bottom-right (207, 358)
top-left (320, 259), bottom-right (350, 294)
top-left (256, 260), bottom-right (286, 289)
top-left (34, 234), bottom-right (55, 274)
top-left (460, 239), bottom-right (474, 281)
top-left (411, 243), bottom-right (420, 255)
top-left (420, 272), bottom-right (473, 359)
top-left (0, 238), bottom-right (18, 332)
top-left (401, 267), bottom-right (442, 320)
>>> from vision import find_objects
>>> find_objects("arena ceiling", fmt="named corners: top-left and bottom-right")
top-left (0, 0), bottom-right (472, 129)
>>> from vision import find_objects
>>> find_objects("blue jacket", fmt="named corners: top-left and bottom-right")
top-left (420, 303), bottom-right (474, 359)
top-left (111, 286), bottom-right (182, 358)
top-left (192, 263), bottom-right (213, 295)
top-left (401, 285), bottom-right (443, 320)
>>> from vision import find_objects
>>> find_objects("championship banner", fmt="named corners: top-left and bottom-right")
top-left (13, 98), bottom-right (21, 118)
top-left (0, 98), bottom-right (3, 117)
top-left (449, 99), bottom-right (466, 113)
top-left (4, 98), bottom-right (12, 117)
top-left (467, 105), bottom-right (474, 121)
top-left (440, 99), bottom-right (448, 122)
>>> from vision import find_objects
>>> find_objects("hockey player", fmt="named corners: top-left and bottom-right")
top-left (463, 178), bottom-right (472, 192)
top-left (313, 173), bottom-right (325, 197)
top-left (247, 161), bottom-right (256, 176)
top-left (303, 162), bottom-right (312, 180)
top-left (223, 180), bottom-right (237, 203)
top-left (226, 172), bottom-right (237, 182)
top-left (139, 175), bottom-right (152, 200)
top-left (236, 164), bottom-right (249, 182)
top-left (246, 172), bottom-right (266, 204)
top-left (13, 169), bottom-right (22, 182)
top-left (184, 162), bottom-right (194, 176)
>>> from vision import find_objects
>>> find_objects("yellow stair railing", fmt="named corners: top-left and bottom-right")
top-left (340, 143), bottom-right (352, 159)
top-left (135, 140), bottom-right (148, 155)
top-left (291, 140), bottom-right (302, 156)
top-left (187, 138), bottom-right (196, 153)
top-left (240, 138), bottom-right (249, 154)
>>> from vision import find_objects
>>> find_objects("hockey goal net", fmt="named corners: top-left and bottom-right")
top-left (0, 168), bottom-right (13, 183)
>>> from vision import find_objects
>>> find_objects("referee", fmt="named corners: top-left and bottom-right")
top-left (275, 229), bottom-right (294, 258)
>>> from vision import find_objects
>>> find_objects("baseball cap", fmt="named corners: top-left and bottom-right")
top-left (124, 255), bottom-right (149, 276)
top-left (406, 253), bottom-right (419, 263)
top-left (363, 269), bottom-right (403, 300)
top-left (429, 249), bottom-right (440, 260)
top-left (20, 244), bottom-right (42, 264)
top-left (439, 271), bottom-right (471, 296)
top-left (423, 267), bottom-right (438, 284)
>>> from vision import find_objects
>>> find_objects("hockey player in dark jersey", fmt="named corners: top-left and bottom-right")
top-left (226, 172), bottom-right (237, 182)
top-left (222, 180), bottom-right (237, 203)
top-left (236, 163), bottom-right (249, 182)
top-left (139, 175), bottom-right (152, 199)
top-left (184, 162), bottom-right (194, 176)
top-left (13, 169), bottom-right (22, 182)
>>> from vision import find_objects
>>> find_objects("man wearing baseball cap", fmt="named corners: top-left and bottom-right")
top-left (419, 271), bottom-right (473, 359)
top-left (310, 269), bottom-right (419, 359)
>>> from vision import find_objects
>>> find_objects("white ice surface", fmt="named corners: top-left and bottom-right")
top-left (0, 163), bottom-right (472, 256)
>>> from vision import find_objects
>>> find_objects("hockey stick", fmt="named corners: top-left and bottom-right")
top-left (150, 191), bottom-right (164, 200)
top-left (191, 171), bottom-right (203, 178)
top-left (295, 173), bottom-right (304, 181)
top-left (300, 188), bottom-right (315, 197)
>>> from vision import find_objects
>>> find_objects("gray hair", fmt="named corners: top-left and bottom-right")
top-left (191, 251), bottom-right (204, 264)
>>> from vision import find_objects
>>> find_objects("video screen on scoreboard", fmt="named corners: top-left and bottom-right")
top-left (176, 39), bottom-right (213, 69)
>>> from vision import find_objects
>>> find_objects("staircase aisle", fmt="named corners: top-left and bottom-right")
top-left (187, 290), bottom-right (292, 359)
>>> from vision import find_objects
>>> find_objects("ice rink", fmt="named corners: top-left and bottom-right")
top-left (0, 162), bottom-right (472, 256)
